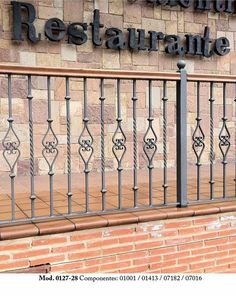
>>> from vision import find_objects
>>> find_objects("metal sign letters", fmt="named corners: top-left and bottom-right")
top-left (11, 1), bottom-right (231, 57)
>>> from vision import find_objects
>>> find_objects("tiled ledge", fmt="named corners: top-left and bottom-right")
top-left (1, 201), bottom-right (236, 241)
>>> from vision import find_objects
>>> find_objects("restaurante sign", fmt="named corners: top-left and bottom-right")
top-left (11, 1), bottom-right (231, 57)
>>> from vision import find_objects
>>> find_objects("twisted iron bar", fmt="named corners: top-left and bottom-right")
top-left (65, 77), bottom-right (72, 214)
top-left (132, 79), bottom-right (138, 207)
top-left (162, 80), bottom-right (168, 204)
top-left (27, 75), bottom-right (36, 217)
top-left (100, 78), bottom-right (107, 211)
top-left (209, 82), bottom-right (215, 200)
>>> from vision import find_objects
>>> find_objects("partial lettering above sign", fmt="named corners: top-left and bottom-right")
top-left (130, 0), bottom-right (236, 14)
top-left (11, 1), bottom-right (231, 58)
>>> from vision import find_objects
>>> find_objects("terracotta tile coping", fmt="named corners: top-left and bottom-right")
top-left (1, 202), bottom-right (236, 241)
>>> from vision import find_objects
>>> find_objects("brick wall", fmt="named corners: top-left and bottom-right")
top-left (1, 211), bottom-right (236, 273)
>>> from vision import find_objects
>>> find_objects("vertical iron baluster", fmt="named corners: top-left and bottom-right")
top-left (117, 79), bottom-right (122, 209)
top-left (192, 82), bottom-right (205, 201)
top-left (162, 80), bottom-right (168, 204)
top-left (65, 77), bottom-right (72, 214)
top-left (9, 75), bottom-right (15, 220)
top-left (234, 89), bottom-right (236, 197)
top-left (143, 80), bottom-right (157, 207)
top-left (100, 78), bottom-right (107, 211)
top-left (219, 83), bottom-right (230, 199)
top-left (112, 79), bottom-right (126, 210)
top-left (27, 75), bottom-right (36, 217)
top-left (78, 78), bottom-right (94, 213)
top-left (48, 77), bottom-right (54, 216)
top-left (2, 74), bottom-right (21, 220)
top-left (196, 82), bottom-right (201, 200)
top-left (222, 83), bottom-right (227, 199)
top-left (42, 76), bottom-right (59, 216)
top-left (132, 79), bottom-right (138, 207)
top-left (176, 61), bottom-right (188, 207)
top-left (209, 82), bottom-right (215, 200)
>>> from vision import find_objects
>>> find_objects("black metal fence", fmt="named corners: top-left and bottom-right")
top-left (0, 61), bottom-right (235, 225)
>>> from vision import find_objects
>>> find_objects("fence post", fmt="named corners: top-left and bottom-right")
top-left (176, 60), bottom-right (188, 207)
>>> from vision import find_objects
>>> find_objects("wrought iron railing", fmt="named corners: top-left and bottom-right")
top-left (0, 61), bottom-right (236, 225)
top-left (187, 73), bottom-right (235, 205)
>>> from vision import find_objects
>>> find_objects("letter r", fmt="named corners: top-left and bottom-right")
top-left (11, 1), bottom-right (40, 43)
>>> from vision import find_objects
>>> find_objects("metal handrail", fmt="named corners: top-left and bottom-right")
top-left (0, 64), bottom-right (179, 80)
top-left (0, 64), bottom-right (236, 82)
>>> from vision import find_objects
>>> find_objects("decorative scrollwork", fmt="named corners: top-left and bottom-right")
top-left (193, 136), bottom-right (204, 148)
top-left (44, 141), bottom-right (58, 153)
top-left (4, 141), bottom-right (19, 154)
top-left (42, 124), bottom-right (59, 172)
top-left (219, 134), bottom-right (230, 147)
top-left (112, 123), bottom-right (126, 164)
top-left (219, 120), bottom-right (230, 159)
top-left (192, 121), bottom-right (205, 165)
top-left (2, 125), bottom-right (21, 172)
top-left (78, 125), bottom-right (94, 165)
top-left (81, 139), bottom-right (92, 152)
top-left (143, 124), bottom-right (157, 163)
top-left (114, 138), bottom-right (125, 150)
top-left (145, 137), bottom-right (156, 150)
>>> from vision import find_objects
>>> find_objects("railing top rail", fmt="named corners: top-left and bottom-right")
top-left (0, 64), bottom-right (235, 83)
top-left (187, 73), bottom-right (236, 83)
top-left (0, 64), bottom-right (179, 80)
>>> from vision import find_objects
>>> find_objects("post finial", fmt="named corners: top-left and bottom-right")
top-left (177, 60), bottom-right (186, 70)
